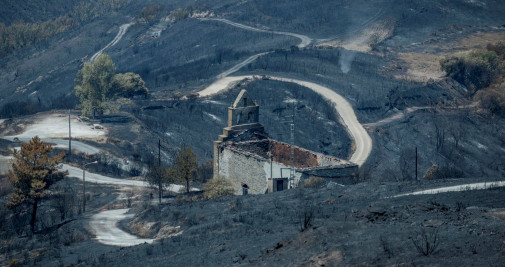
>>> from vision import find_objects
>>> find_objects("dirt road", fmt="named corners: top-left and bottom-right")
top-left (63, 164), bottom-right (190, 247)
top-left (200, 18), bottom-right (311, 48)
top-left (90, 209), bottom-right (154, 246)
top-left (1, 113), bottom-right (105, 155)
top-left (90, 22), bottom-right (134, 62)
top-left (198, 75), bottom-right (372, 166)
top-left (198, 18), bottom-right (372, 165)
top-left (393, 181), bottom-right (505, 198)
top-left (62, 164), bottom-right (186, 192)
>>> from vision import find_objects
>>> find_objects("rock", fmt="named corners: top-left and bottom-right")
top-left (422, 219), bottom-right (444, 227)
top-left (326, 182), bottom-right (344, 189)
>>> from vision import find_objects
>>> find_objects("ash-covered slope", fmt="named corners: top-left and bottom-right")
top-left (70, 182), bottom-right (505, 266)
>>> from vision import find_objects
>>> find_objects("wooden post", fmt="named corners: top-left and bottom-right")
top-left (68, 110), bottom-right (71, 157)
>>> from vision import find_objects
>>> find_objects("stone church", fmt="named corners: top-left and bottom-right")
top-left (213, 89), bottom-right (358, 195)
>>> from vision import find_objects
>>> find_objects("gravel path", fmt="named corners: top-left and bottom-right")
top-left (90, 209), bottom-right (154, 246)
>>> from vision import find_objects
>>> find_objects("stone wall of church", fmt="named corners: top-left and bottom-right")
top-left (217, 148), bottom-right (269, 195)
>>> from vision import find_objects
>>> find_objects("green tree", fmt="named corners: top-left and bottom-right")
top-left (203, 176), bottom-right (235, 199)
top-left (172, 144), bottom-right (198, 193)
top-left (6, 136), bottom-right (67, 233)
top-left (440, 50), bottom-right (500, 93)
top-left (75, 53), bottom-right (115, 117)
top-left (111, 72), bottom-right (149, 98)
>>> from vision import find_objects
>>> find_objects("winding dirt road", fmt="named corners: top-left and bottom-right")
top-left (63, 163), bottom-right (190, 247)
top-left (90, 23), bottom-right (134, 62)
top-left (200, 18), bottom-right (312, 49)
top-left (197, 18), bottom-right (373, 165)
top-left (90, 209), bottom-right (154, 246)
top-left (198, 75), bottom-right (372, 166)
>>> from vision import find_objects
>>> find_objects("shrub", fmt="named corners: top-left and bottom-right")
top-left (169, 8), bottom-right (189, 22)
top-left (423, 164), bottom-right (440, 180)
top-left (110, 72), bottom-right (149, 98)
top-left (203, 176), bottom-right (235, 199)
top-left (440, 50), bottom-right (500, 93)
top-left (411, 228), bottom-right (440, 256)
top-left (475, 82), bottom-right (505, 116)
top-left (487, 42), bottom-right (505, 59)
top-left (301, 177), bottom-right (325, 188)
top-left (423, 164), bottom-right (464, 179)
top-left (8, 258), bottom-right (21, 267)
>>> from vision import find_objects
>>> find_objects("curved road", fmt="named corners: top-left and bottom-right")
top-left (90, 209), bottom-right (154, 246)
top-left (217, 52), bottom-right (272, 79)
top-left (62, 164), bottom-right (186, 192)
top-left (2, 137), bottom-right (101, 155)
top-left (197, 18), bottom-right (374, 165)
top-left (63, 163), bottom-right (191, 247)
top-left (90, 23), bottom-right (134, 62)
top-left (200, 18), bottom-right (312, 49)
top-left (393, 181), bottom-right (505, 198)
top-left (198, 75), bottom-right (372, 166)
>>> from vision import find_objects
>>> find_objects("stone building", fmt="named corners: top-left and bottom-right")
top-left (213, 89), bottom-right (358, 195)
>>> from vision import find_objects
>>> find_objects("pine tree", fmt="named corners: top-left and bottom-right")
top-left (6, 136), bottom-right (67, 233)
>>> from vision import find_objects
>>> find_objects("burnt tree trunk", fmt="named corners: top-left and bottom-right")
top-left (30, 199), bottom-right (39, 233)
top-left (158, 182), bottom-right (162, 204)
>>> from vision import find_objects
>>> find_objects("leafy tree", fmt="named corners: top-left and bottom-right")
top-left (75, 53), bottom-right (115, 117)
top-left (144, 164), bottom-right (172, 204)
top-left (75, 54), bottom-right (150, 116)
top-left (172, 144), bottom-right (198, 193)
top-left (6, 136), bottom-right (67, 233)
top-left (440, 50), bottom-right (501, 93)
top-left (111, 72), bottom-right (149, 98)
top-left (203, 176), bottom-right (234, 199)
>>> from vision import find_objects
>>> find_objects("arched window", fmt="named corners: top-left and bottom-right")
top-left (242, 184), bottom-right (249, 195)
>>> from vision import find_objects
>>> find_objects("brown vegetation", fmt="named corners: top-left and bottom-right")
top-left (5, 137), bottom-right (67, 232)
top-left (137, 5), bottom-right (164, 24)
top-left (301, 177), bottom-right (325, 188)
top-left (440, 41), bottom-right (505, 116)
top-left (203, 176), bottom-right (234, 199)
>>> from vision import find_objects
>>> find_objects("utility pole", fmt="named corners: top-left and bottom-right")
top-left (68, 109), bottom-right (71, 157)
top-left (280, 101), bottom-right (296, 188)
top-left (158, 139), bottom-right (161, 166)
top-left (82, 168), bottom-right (85, 212)
top-left (289, 103), bottom-right (295, 188)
